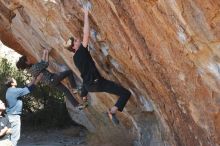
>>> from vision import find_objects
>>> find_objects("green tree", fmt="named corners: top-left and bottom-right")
top-left (0, 58), bottom-right (26, 102)
top-left (0, 58), bottom-right (75, 129)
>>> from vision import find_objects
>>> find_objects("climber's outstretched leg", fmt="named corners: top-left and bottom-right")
top-left (85, 78), bottom-right (131, 124)
top-left (50, 71), bottom-right (82, 107)
top-left (55, 83), bottom-right (79, 107)
top-left (52, 70), bottom-right (80, 93)
top-left (51, 70), bottom-right (77, 88)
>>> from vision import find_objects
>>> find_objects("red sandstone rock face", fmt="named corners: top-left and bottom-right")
top-left (0, 0), bottom-right (219, 145)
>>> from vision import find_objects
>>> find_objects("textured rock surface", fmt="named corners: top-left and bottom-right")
top-left (0, 0), bottom-right (220, 145)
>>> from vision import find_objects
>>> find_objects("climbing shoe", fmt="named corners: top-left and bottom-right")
top-left (107, 110), bottom-right (120, 125)
top-left (78, 101), bottom-right (89, 110)
top-left (72, 89), bottom-right (78, 94)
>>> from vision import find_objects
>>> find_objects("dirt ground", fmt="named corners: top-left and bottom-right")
top-left (17, 126), bottom-right (88, 146)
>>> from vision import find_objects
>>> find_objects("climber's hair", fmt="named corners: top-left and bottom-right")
top-left (4, 77), bottom-right (14, 88)
top-left (63, 37), bottom-right (74, 51)
top-left (16, 55), bottom-right (32, 70)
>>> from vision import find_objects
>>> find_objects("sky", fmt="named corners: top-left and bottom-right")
top-left (0, 41), bottom-right (21, 65)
